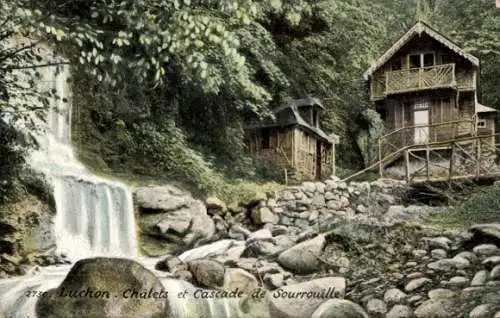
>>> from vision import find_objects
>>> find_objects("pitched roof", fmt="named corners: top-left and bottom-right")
top-left (363, 21), bottom-right (479, 80)
top-left (476, 103), bottom-right (498, 113)
top-left (245, 98), bottom-right (338, 144)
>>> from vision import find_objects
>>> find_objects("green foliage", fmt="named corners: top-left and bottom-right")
top-left (0, 0), bottom-right (498, 200)
top-left (0, 122), bottom-right (25, 204)
top-left (356, 109), bottom-right (384, 166)
top-left (432, 0), bottom-right (500, 108)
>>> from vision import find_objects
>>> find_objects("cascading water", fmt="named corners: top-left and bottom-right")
top-left (0, 52), bottom-right (241, 317)
top-left (28, 65), bottom-right (137, 261)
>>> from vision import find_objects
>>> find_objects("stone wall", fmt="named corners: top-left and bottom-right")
top-left (245, 177), bottom-right (421, 230)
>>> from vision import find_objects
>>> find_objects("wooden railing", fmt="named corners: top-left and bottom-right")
top-left (371, 63), bottom-right (457, 99)
top-left (377, 118), bottom-right (476, 163)
top-left (343, 132), bottom-right (500, 183)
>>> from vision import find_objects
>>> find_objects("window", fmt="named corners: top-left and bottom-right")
top-left (409, 54), bottom-right (420, 68)
top-left (477, 119), bottom-right (487, 129)
top-left (261, 129), bottom-right (270, 149)
top-left (408, 52), bottom-right (435, 68)
top-left (313, 108), bottom-right (318, 127)
top-left (423, 53), bottom-right (434, 67)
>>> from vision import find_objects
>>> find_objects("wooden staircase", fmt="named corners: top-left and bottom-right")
top-left (343, 131), bottom-right (500, 185)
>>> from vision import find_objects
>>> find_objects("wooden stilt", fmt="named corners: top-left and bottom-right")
top-left (405, 150), bottom-right (410, 183)
top-left (378, 138), bottom-right (383, 177)
top-left (449, 143), bottom-right (454, 186)
top-left (426, 146), bottom-right (430, 181)
top-left (476, 138), bottom-right (481, 178)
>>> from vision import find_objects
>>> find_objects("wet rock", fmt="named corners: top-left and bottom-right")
top-left (156, 211), bottom-right (191, 235)
top-left (469, 304), bottom-right (495, 318)
top-left (1, 253), bottom-right (20, 266)
top-left (446, 276), bottom-right (469, 288)
top-left (311, 299), bottom-right (369, 318)
top-left (264, 273), bottom-right (284, 289)
top-left (302, 182), bottom-right (316, 193)
top-left (431, 249), bottom-right (447, 259)
top-left (135, 185), bottom-right (192, 212)
top-left (251, 207), bottom-right (278, 225)
top-left (423, 237), bottom-right (452, 250)
top-left (247, 229), bottom-right (273, 242)
top-left (267, 277), bottom-right (345, 318)
top-left (36, 258), bottom-right (167, 318)
top-left (384, 288), bottom-right (408, 305)
top-left (470, 270), bottom-right (489, 286)
top-left (386, 305), bottom-right (414, 318)
top-left (277, 234), bottom-right (326, 274)
top-left (188, 259), bottom-right (225, 288)
top-left (482, 256), bottom-right (500, 267)
top-left (178, 240), bottom-right (240, 262)
top-left (473, 244), bottom-right (499, 257)
top-left (455, 251), bottom-right (478, 263)
top-left (404, 278), bottom-right (432, 292)
top-left (428, 288), bottom-right (456, 299)
top-left (366, 298), bottom-right (387, 317)
top-left (326, 200), bottom-right (342, 210)
top-left (414, 298), bottom-right (455, 318)
top-left (490, 264), bottom-right (500, 279)
top-left (223, 268), bottom-right (258, 295)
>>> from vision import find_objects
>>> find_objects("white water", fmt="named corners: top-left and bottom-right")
top-left (27, 65), bottom-right (137, 260)
top-left (0, 55), bottom-right (241, 317)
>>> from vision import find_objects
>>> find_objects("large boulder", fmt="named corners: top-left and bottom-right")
top-left (134, 185), bottom-right (192, 212)
top-left (267, 277), bottom-right (346, 318)
top-left (36, 258), bottom-right (167, 318)
top-left (277, 234), bottom-right (326, 274)
top-left (137, 186), bottom-right (215, 256)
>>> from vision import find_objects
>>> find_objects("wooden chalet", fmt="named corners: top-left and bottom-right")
top-left (361, 21), bottom-right (499, 183)
top-left (245, 97), bottom-right (339, 181)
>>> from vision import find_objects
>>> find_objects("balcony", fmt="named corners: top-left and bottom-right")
top-left (371, 63), bottom-right (468, 100)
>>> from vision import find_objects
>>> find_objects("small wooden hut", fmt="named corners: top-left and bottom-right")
top-left (245, 97), bottom-right (339, 181)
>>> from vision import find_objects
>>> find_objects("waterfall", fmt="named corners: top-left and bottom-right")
top-left (0, 51), bottom-right (242, 317)
top-left (28, 65), bottom-right (138, 261)
top-left (0, 58), bottom-right (141, 316)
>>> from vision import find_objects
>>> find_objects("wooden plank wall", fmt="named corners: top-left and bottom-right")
top-left (248, 127), bottom-right (334, 181)
top-left (249, 128), bottom-right (294, 168)
top-left (295, 129), bottom-right (317, 179)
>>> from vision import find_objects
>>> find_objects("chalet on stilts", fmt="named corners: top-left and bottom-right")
top-left (360, 21), bottom-right (499, 183)
top-left (245, 97), bottom-right (339, 182)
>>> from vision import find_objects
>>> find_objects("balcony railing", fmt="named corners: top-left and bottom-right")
top-left (372, 63), bottom-right (458, 100)
top-left (377, 118), bottom-right (476, 160)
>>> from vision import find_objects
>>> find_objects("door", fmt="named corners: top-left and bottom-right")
top-left (414, 109), bottom-right (429, 144)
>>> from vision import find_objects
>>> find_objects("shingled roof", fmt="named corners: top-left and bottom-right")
top-left (476, 103), bottom-right (498, 113)
top-left (245, 98), bottom-right (338, 144)
top-left (363, 21), bottom-right (479, 80)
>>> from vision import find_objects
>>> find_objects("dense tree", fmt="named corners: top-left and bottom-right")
top-left (0, 0), bottom-right (498, 192)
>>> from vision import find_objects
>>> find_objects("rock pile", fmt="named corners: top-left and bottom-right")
top-left (131, 178), bottom-right (500, 317)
